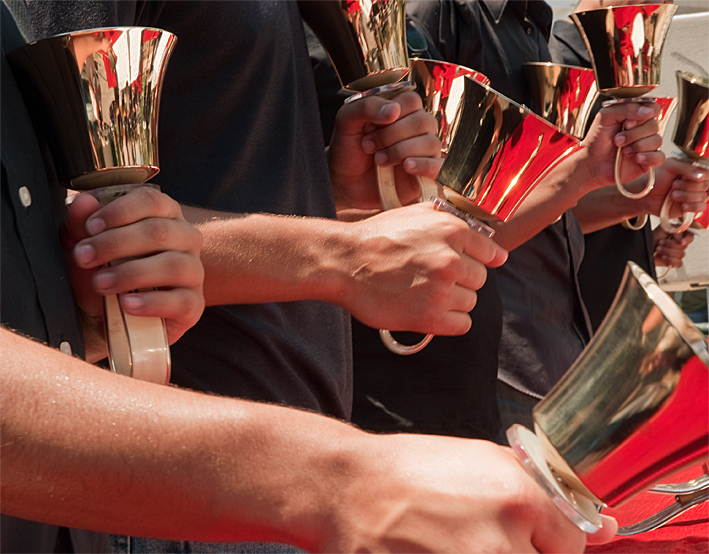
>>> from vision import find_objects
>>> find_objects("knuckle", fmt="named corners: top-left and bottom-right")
top-left (144, 218), bottom-right (172, 245)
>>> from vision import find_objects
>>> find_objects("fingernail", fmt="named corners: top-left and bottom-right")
top-left (624, 119), bottom-right (638, 130)
top-left (403, 158), bottom-right (417, 172)
top-left (374, 151), bottom-right (388, 165)
top-left (86, 217), bottom-right (106, 236)
top-left (74, 244), bottom-right (96, 266)
top-left (615, 134), bottom-right (626, 147)
top-left (638, 106), bottom-right (653, 117)
top-left (93, 271), bottom-right (116, 291)
top-left (693, 171), bottom-right (705, 179)
top-left (361, 138), bottom-right (376, 154)
top-left (380, 103), bottom-right (397, 119)
top-left (635, 153), bottom-right (647, 164)
top-left (121, 295), bottom-right (144, 311)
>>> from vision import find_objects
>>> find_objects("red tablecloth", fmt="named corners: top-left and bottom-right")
top-left (586, 464), bottom-right (709, 553)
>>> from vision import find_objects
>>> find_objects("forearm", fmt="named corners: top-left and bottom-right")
top-left (489, 148), bottom-right (600, 250)
top-left (572, 185), bottom-right (648, 233)
top-left (0, 327), bottom-right (370, 551)
top-left (182, 206), bottom-right (354, 307)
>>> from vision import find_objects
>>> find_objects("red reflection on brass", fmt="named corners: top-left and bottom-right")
top-left (524, 63), bottom-right (599, 139)
top-left (571, 4), bottom-right (677, 98)
top-left (673, 72), bottom-right (709, 163)
top-left (473, 115), bottom-right (580, 220)
top-left (580, 354), bottom-right (709, 506)
top-left (437, 76), bottom-right (582, 222)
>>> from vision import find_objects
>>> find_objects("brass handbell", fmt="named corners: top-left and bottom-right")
top-left (8, 28), bottom-right (177, 384)
top-left (298, 0), bottom-right (408, 91)
top-left (508, 262), bottom-right (709, 533)
top-left (571, 4), bottom-right (678, 200)
top-left (660, 71), bottom-right (709, 233)
top-left (437, 76), bottom-right (583, 222)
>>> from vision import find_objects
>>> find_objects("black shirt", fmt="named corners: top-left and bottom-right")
top-left (21, 0), bottom-right (354, 420)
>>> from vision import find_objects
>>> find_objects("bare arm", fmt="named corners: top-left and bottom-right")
top-left (1, 327), bottom-right (614, 552)
top-left (182, 202), bottom-right (507, 336)
top-left (490, 100), bottom-right (664, 250)
top-left (573, 158), bottom-right (709, 234)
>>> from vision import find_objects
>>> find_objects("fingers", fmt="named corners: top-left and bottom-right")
top-left (402, 157), bottom-right (445, 181)
top-left (74, 216), bottom-right (203, 269)
top-left (63, 192), bottom-right (102, 248)
top-left (615, 118), bottom-right (664, 170)
top-left (84, 185), bottom-right (185, 235)
top-left (336, 90), bottom-right (423, 137)
top-left (350, 91), bottom-right (440, 168)
top-left (68, 187), bottom-right (205, 344)
top-left (668, 163), bottom-right (709, 214)
top-left (655, 230), bottom-right (694, 267)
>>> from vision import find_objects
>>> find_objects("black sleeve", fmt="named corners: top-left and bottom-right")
top-left (551, 18), bottom-right (592, 68)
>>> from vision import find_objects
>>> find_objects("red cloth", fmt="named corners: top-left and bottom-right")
top-left (586, 464), bottom-right (709, 553)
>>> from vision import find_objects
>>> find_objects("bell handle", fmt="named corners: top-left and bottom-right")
top-left (379, 329), bottom-right (434, 355)
top-left (377, 167), bottom-right (439, 354)
top-left (85, 184), bottom-right (171, 384)
top-left (621, 213), bottom-right (648, 230)
top-left (615, 146), bottom-right (655, 199)
top-left (104, 290), bottom-right (171, 383)
top-left (377, 164), bottom-right (404, 210)
top-left (659, 193), bottom-right (694, 234)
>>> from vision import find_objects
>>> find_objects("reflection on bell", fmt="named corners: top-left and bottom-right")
top-left (298, 0), bottom-right (408, 91)
top-left (508, 262), bottom-right (709, 533)
top-left (8, 27), bottom-right (177, 190)
top-left (523, 62), bottom-right (599, 139)
top-left (570, 4), bottom-right (677, 98)
top-left (436, 76), bottom-right (583, 222)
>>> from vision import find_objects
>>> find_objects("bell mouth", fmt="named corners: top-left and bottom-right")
top-left (345, 68), bottom-right (409, 92)
top-left (598, 85), bottom-right (657, 98)
top-left (628, 262), bottom-right (709, 366)
top-left (71, 166), bottom-right (160, 190)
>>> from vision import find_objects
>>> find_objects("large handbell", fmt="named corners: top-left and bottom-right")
top-left (8, 28), bottom-right (177, 384)
top-left (436, 76), bottom-right (583, 222)
top-left (571, 4), bottom-right (677, 199)
top-left (508, 262), bottom-right (709, 533)
top-left (660, 71), bottom-right (709, 234)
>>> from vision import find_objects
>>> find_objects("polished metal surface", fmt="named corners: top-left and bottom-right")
top-left (523, 62), bottom-right (599, 139)
top-left (299, 0), bottom-right (408, 91)
top-left (436, 76), bottom-right (583, 222)
top-left (408, 58), bottom-right (489, 151)
top-left (673, 71), bottom-right (709, 163)
top-left (533, 262), bottom-right (709, 508)
top-left (570, 4), bottom-right (677, 97)
top-left (8, 28), bottom-right (176, 190)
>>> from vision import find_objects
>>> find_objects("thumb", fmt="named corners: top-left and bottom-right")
top-left (586, 515), bottom-right (618, 545)
top-left (63, 192), bottom-right (101, 248)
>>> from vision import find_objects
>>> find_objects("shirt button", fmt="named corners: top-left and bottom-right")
top-left (526, 26), bottom-right (533, 35)
top-left (18, 186), bottom-right (32, 208)
top-left (60, 341), bottom-right (73, 356)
